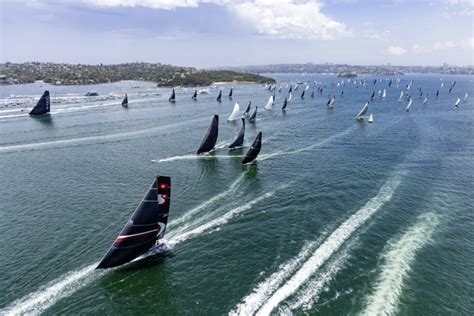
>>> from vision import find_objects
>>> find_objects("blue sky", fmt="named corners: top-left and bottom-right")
top-left (1, 0), bottom-right (473, 67)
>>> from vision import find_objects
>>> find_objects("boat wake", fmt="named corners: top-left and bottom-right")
top-left (361, 212), bottom-right (438, 316)
top-left (231, 173), bottom-right (402, 315)
top-left (1, 264), bottom-right (100, 316)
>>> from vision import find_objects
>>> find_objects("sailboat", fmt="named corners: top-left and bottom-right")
top-left (356, 102), bottom-right (369, 120)
top-left (264, 95), bottom-right (274, 110)
top-left (242, 132), bottom-right (262, 164)
top-left (423, 94), bottom-right (428, 105)
top-left (216, 90), bottom-right (222, 102)
top-left (29, 90), bottom-right (50, 116)
top-left (197, 115), bottom-right (219, 154)
top-left (282, 97), bottom-right (288, 111)
top-left (382, 89), bottom-right (386, 98)
top-left (229, 88), bottom-right (233, 99)
top-left (227, 102), bottom-right (241, 121)
top-left (229, 119), bottom-right (245, 150)
top-left (436, 89), bottom-right (439, 98)
top-left (406, 98), bottom-right (413, 112)
top-left (440, 81), bottom-right (444, 88)
top-left (370, 91), bottom-right (375, 100)
top-left (249, 106), bottom-right (257, 122)
top-left (368, 113), bottom-right (374, 123)
top-left (300, 89), bottom-right (305, 98)
top-left (454, 97), bottom-right (461, 108)
top-left (243, 101), bottom-right (251, 116)
top-left (310, 91), bottom-right (315, 98)
top-left (327, 96), bottom-right (335, 108)
top-left (192, 90), bottom-right (197, 100)
top-left (464, 92), bottom-right (469, 102)
top-left (288, 86), bottom-right (292, 93)
top-left (287, 92), bottom-right (292, 102)
top-left (121, 93), bottom-right (128, 107)
top-left (168, 89), bottom-right (176, 102)
top-left (398, 90), bottom-right (404, 102)
top-left (96, 175), bottom-right (171, 269)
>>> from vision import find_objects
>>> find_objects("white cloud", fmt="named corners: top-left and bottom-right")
top-left (445, 0), bottom-right (474, 15)
top-left (229, 0), bottom-right (349, 40)
top-left (462, 37), bottom-right (474, 49)
top-left (387, 45), bottom-right (407, 56)
top-left (84, 0), bottom-right (200, 10)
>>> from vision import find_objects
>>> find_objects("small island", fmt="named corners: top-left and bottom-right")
top-left (0, 62), bottom-right (276, 86)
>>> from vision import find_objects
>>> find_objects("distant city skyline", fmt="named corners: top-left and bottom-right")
top-left (1, 0), bottom-right (473, 67)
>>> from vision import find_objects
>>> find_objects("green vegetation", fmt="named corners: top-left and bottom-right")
top-left (0, 62), bottom-right (275, 86)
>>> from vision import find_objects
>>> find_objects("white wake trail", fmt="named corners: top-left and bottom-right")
top-left (361, 212), bottom-right (439, 316)
top-left (253, 174), bottom-right (402, 315)
top-left (166, 186), bottom-right (286, 247)
top-left (168, 174), bottom-right (246, 229)
top-left (230, 241), bottom-right (317, 316)
top-left (1, 264), bottom-right (101, 316)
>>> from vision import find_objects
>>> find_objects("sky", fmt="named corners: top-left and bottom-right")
top-left (0, 0), bottom-right (473, 67)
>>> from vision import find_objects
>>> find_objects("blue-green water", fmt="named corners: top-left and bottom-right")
top-left (0, 74), bottom-right (472, 315)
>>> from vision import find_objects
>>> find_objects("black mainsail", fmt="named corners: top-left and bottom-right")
top-left (282, 97), bottom-right (288, 110)
top-left (97, 176), bottom-right (171, 269)
top-left (169, 89), bottom-right (176, 102)
top-left (249, 106), bottom-right (257, 122)
top-left (197, 115), bottom-right (219, 154)
top-left (192, 90), bottom-right (197, 100)
top-left (242, 132), bottom-right (262, 164)
top-left (122, 93), bottom-right (128, 107)
top-left (229, 88), bottom-right (233, 98)
top-left (243, 101), bottom-right (251, 116)
top-left (229, 119), bottom-right (245, 150)
top-left (29, 90), bottom-right (50, 116)
top-left (217, 90), bottom-right (222, 102)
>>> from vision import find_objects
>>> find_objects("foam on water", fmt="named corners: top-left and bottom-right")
top-left (233, 173), bottom-right (402, 315)
top-left (361, 212), bottom-right (439, 316)
top-left (1, 264), bottom-right (100, 316)
top-left (168, 173), bottom-right (246, 229)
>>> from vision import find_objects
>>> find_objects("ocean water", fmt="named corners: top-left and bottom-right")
top-left (0, 74), bottom-right (472, 315)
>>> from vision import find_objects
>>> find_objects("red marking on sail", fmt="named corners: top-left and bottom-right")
top-left (115, 227), bottom-right (159, 243)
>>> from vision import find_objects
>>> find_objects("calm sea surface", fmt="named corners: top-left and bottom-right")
top-left (0, 74), bottom-right (472, 315)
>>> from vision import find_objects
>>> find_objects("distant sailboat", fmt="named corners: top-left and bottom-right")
top-left (29, 90), bottom-right (50, 116)
top-left (96, 175), bottom-right (171, 269)
top-left (356, 102), bottom-right (369, 120)
top-left (368, 113), bottom-right (374, 123)
top-left (197, 115), bottom-right (219, 154)
top-left (229, 119), bottom-right (245, 150)
top-left (311, 91), bottom-right (315, 98)
top-left (121, 93), bottom-right (128, 107)
top-left (327, 96), bottom-right (335, 108)
top-left (454, 97), bottom-right (461, 108)
top-left (406, 98), bottom-right (413, 112)
top-left (464, 92), bottom-right (469, 102)
top-left (229, 88), bottom-right (233, 99)
top-left (249, 106), bottom-right (257, 122)
top-left (436, 89), bottom-right (439, 98)
top-left (168, 88), bottom-right (176, 102)
top-left (287, 92), bottom-right (292, 102)
top-left (300, 89), bottom-right (305, 98)
top-left (264, 95), bottom-right (274, 110)
top-left (192, 89), bottom-right (197, 100)
top-left (423, 94), bottom-right (428, 105)
top-left (440, 81), bottom-right (444, 88)
top-left (242, 132), bottom-right (262, 164)
top-left (398, 90), bottom-right (404, 102)
top-left (228, 102), bottom-right (241, 121)
top-left (370, 91), bottom-right (375, 100)
top-left (377, 90), bottom-right (382, 99)
top-left (288, 86), bottom-right (293, 93)
top-left (449, 81), bottom-right (456, 93)
top-left (243, 101), bottom-right (251, 116)
top-left (382, 89), bottom-right (386, 98)
top-left (216, 90), bottom-right (222, 102)
top-left (282, 97), bottom-right (288, 110)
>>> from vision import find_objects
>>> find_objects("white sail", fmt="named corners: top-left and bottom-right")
top-left (440, 82), bottom-right (444, 88)
top-left (406, 98), bottom-right (413, 112)
top-left (382, 89), bottom-right (387, 98)
top-left (398, 90), bottom-right (404, 102)
top-left (368, 113), bottom-right (374, 123)
top-left (356, 102), bottom-right (369, 120)
top-left (305, 84), bottom-right (309, 90)
top-left (327, 96), bottom-right (335, 108)
top-left (454, 97), bottom-right (461, 107)
top-left (264, 95), bottom-right (274, 110)
top-left (287, 92), bottom-right (292, 102)
top-left (464, 92), bottom-right (469, 101)
top-left (423, 95), bottom-right (428, 105)
top-left (227, 102), bottom-right (241, 121)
